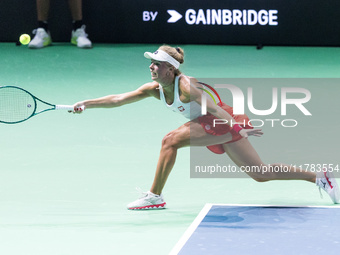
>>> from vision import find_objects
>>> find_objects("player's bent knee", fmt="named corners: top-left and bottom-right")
top-left (253, 171), bottom-right (277, 182)
top-left (245, 164), bottom-right (276, 182)
top-left (161, 131), bottom-right (181, 149)
top-left (253, 177), bottom-right (270, 182)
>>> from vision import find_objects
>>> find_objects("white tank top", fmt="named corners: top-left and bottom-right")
top-left (159, 75), bottom-right (202, 120)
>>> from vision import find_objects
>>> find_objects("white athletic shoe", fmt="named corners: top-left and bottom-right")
top-left (71, 25), bottom-right (92, 48)
top-left (316, 168), bottom-right (340, 204)
top-left (28, 28), bottom-right (52, 49)
top-left (127, 190), bottom-right (166, 210)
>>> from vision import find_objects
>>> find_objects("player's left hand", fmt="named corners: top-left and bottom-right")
top-left (239, 129), bottom-right (263, 138)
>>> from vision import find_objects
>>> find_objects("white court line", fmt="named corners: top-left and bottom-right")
top-left (169, 203), bottom-right (340, 255)
top-left (169, 203), bottom-right (213, 255)
top-left (201, 203), bottom-right (340, 209)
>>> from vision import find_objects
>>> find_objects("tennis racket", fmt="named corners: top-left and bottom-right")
top-left (0, 86), bottom-right (75, 124)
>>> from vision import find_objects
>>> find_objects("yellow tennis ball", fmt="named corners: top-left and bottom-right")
top-left (19, 34), bottom-right (31, 45)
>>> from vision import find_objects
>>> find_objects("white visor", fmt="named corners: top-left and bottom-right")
top-left (144, 50), bottom-right (180, 69)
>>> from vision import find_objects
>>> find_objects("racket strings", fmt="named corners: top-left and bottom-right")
top-left (0, 87), bottom-right (36, 123)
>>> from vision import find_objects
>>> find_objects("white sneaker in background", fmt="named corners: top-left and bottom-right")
top-left (71, 25), bottom-right (92, 48)
top-left (28, 28), bottom-right (52, 49)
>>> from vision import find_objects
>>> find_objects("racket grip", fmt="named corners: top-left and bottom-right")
top-left (56, 105), bottom-right (85, 111)
top-left (55, 105), bottom-right (76, 110)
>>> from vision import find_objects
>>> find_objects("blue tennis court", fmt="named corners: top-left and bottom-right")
top-left (172, 204), bottom-right (340, 255)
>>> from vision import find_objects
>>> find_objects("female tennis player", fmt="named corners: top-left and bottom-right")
top-left (72, 45), bottom-right (339, 209)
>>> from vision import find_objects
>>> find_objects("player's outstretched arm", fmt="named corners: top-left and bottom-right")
top-left (72, 82), bottom-right (159, 113)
